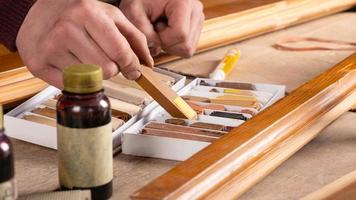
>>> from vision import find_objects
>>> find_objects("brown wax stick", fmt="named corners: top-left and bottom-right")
top-left (186, 101), bottom-right (204, 114)
top-left (145, 122), bottom-right (226, 137)
top-left (240, 109), bottom-right (256, 116)
top-left (182, 96), bottom-right (210, 103)
top-left (190, 122), bottom-right (225, 131)
top-left (136, 66), bottom-right (197, 119)
top-left (111, 109), bottom-right (131, 122)
top-left (142, 128), bottom-right (217, 143)
top-left (216, 82), bottom-right (256, 90)
top-left (32, 106), bottom-right (56, 119)
top-left (165, 118), bottom-right (187, 126)
top-left (186, 101), bottom-right (226, 111)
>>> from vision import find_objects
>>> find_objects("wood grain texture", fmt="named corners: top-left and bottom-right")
top-left (301, 170), bottom-right (356, 200)
top-left (155, 0), bottom-right (356, 65)
top-left (0, 67), bottom-right (33, 87)
top-left (0, 78), bottom-right (47, 105)
top-left (0, 0), bottom-right (354, 107)
top-left (136, 67), bottom-right (197, 119)
top-left (132, 53), bottom-right (356, 200)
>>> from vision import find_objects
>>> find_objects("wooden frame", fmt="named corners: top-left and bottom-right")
top-left (301, 170), bottom-right (356, 200)
top-left (132, 53), bottom-right (356, 199)
top-left (155, 0), bottom-right (356, 64)
top-left (1, 0), bottom-right (355, 106)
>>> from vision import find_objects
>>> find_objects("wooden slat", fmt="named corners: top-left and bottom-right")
top-left (0, 78), bottom-right (47, 105)
top-left (2, 1), bottom-right (355, 69)
top-left (301, 170), bottom-right (356, 200)
top-left (132, 53), bottom-right (356, 199)
top-left (0, 67), bottom-right (34, 87)
top-left (155, 0), bottom-right (356, 64)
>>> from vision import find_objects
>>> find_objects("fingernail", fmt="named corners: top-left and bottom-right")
top-left (127, 71), bottom-right (141, 80)
top-left (148, 56), bottom-right (154, 68)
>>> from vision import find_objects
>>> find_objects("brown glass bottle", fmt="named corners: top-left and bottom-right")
top-left (0, 106), bottom-right (16, 200)
top-left (56, 64), bottom-right (113, 200)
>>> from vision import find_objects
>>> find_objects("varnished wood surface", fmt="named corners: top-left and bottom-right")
top-left (2, 0), bottom-right (355, 84)
top-left (133, 53), bottom-right (356, 199)
top-left (202, 0), bottom-right (280, 19)
top-left (4, 12), bottom-right (356, 200)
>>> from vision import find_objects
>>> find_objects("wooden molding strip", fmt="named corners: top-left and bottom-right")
top-left (2, 1), bottom-right (355, 68)
top-left (0, 78), bottom-right (47, 105)
top-left (132, 53), bottom-right (356, 199)
top-left (301, 170), bottom-right (356, 200)
top-left (155, 0), bottom-right (356, 64)
top-left (0, 67), bottom-right (34, 87)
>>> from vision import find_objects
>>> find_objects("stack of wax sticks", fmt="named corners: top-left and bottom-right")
top-left (132, 79), bottom-right (284, 143)
top-left (20, 71), bottom-right (177, 132)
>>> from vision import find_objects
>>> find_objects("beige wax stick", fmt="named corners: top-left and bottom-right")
top-left (182, 96), bottom-right (210, 103)
top-left (215, 94), bottom-right (257, 102)
top-left (111, 117), bottom-right (125, 130)
top-left (152, 71), bottom-right (176, 86)
top-left (103, 80), bottom-right (151, 105)
top-left (23, 114), bottom-right (56, 127)
top-left (136, 66), bottom-right (197, 119)
top-left (108, 97), bottom-right (142, 116)
top-left (110, 71), bottom-right (176, 90)
top-left (110, 74), bottom-right (143, 90)
top-left (31, 106), bottom-right (122, 130)
top-left (42, 99), bottom-right (58, 108)
top-left (210, 98), bottom-right (261, 109)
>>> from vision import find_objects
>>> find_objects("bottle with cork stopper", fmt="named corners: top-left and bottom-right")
top-left (0, 105), bottom-right (17, 200)
top-left (56, 64), bottom-right (113, 200)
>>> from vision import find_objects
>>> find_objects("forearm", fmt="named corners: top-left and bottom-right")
top-left (0, 0), bottom-right (36, 51)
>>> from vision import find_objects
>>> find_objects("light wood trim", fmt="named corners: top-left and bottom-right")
top-left (132, 53), bottom-right (356, 200)
top-left (0, 67), bottom-right (34, 87)
top-left (0, 78), bottom-right (47, 105)
top-left (301, 170), bottom-right (356, 200)
top-left (2, 1), bottom-right (355, 68)
top-left (155, 0), bottom-right (356, 64)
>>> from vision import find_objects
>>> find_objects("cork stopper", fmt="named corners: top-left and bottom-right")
top-left (63, 64), bottom-right (103, 94)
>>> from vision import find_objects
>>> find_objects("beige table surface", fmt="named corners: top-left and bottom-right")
top-left (9, 12), bottom-right (356, 199)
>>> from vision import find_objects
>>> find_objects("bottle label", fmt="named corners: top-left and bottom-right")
top-left (57, 123), bottom-right (113, 188)
top-left (0, 179), bottom-right (17, 200)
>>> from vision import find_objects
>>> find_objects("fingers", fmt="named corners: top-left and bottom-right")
top-left (47, 51), bottom-right (81, 71)
top-left (158, 0), bottom-right (204, 58)
top-left (120, 2), bottom-right (162, 57)
top-left (111, 10), bottom-right (154, 67)
top-left (66, 25), bottom-right (120, 79)
top-left (84, 6), bottom-right (148, 79)
top-left (30, 65), bottom-right (64, 89)
top-left (158, 0), bottom-right (191, 48)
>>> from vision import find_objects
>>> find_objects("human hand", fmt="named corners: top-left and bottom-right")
top-left (16, 0), bottom-right (153, 88)
top-left (120, 0), bottom-right (204, 58)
